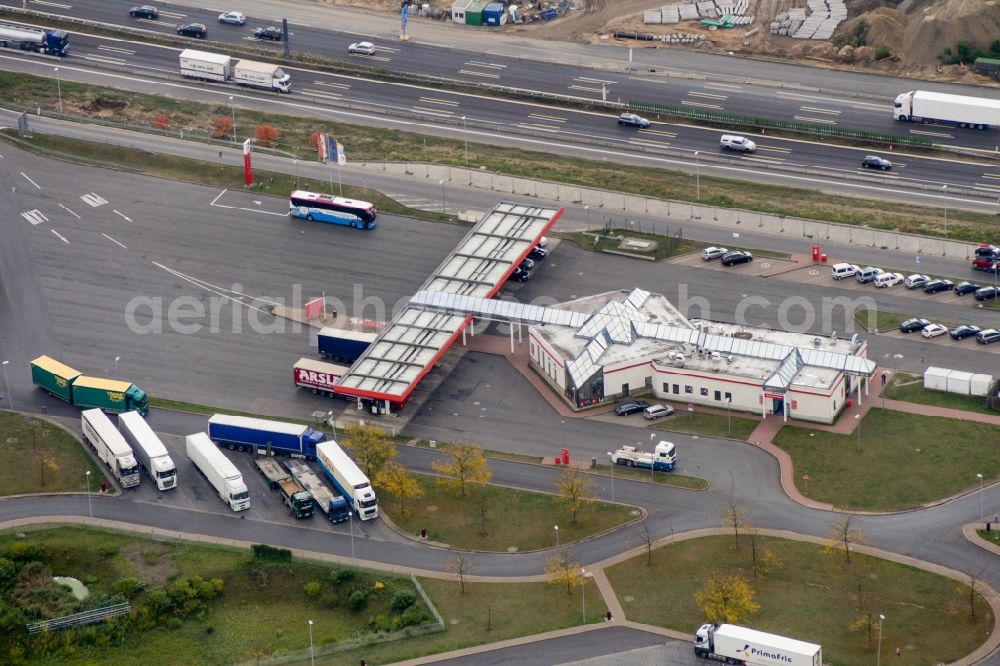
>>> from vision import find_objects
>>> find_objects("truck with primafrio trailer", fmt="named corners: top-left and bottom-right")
top-left (118, 410), bottom-right (177, 491)
top-left (178, 49), bottom-right (291, 93)
top-left (694, 623), bottom-right (822, 666)
top-left (81, 409), bottom-right (141, 489)
top-left (293, 357), bottom-right (350, 398)
top-left (255, 458), bottom-right (314, 518)
top-left (0, 21), bottom-right (69, 57)
top-left (207, 414), bottom-right (325, 458)
top-left (893, 90), bottom-right (1000, 130)
top-left (317, 328), bottom-right (377, 363)
top-left (315, 440), bottom-right (378, 520)
top-left (285, 459), bottom-right (351, 523)
top-left (610, 441), bottom-right (676, 471)
top-left (30, 355), bottom-right (149, 415)
top-left (186, 432), bottom-right (250, 512)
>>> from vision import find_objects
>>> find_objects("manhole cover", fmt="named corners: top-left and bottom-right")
top-left (761, 262), bottom-right (772, 268)
top-left (809, 269), bottom-right (820, 275)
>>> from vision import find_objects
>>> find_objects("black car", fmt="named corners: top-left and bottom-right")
top-left (899, 318), bottom-right (930, 333)
top-left (129, 5), bottom-right (158, 18)
top-left (861, 155), bottom-right (892, 170)
top-left (253, 26), bottom-right (283, 41)
top-left (950, 325), bottom-right (981, 340)
top-left (954, 281), bottom-right (980, 296)
top-left (721, 250), bottom-right (753, 266)
top-left (977, 329), bottom-right (1000, 345)
top-left (923, 279), bottom-right (954, 294)
top-left (177, 22), bottom-right (207, 38)
top-left (528, 246), bottom-right (548, 261)
top-left (510, 266), bottom-right (530, 283)
top-left (615, 399), bottom-right (650, 416)
top-left (974, 287), bottom-right (1000, 301)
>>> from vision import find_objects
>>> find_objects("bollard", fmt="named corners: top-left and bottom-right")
top-left (420, 529), bottom-right (426, 539)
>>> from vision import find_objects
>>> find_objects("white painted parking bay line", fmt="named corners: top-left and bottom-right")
top-left (799, 106), bottom-right (840, 115)
top-left (58, 203), bottom-right (81, 219)
top-left (113, 210), bottom-right (133, 223)
top-left (688, 91), bottom-right (727, 100)
top-left (793, 116), bottom-right (837, 125)
top-left (681, 100), bottom-right (722, 110)
top-left (458, 69), bottom-right (500, 79)
top-left (102, 233), bottom-right (127, 249)
top-left (51, 229), bottom-right (69, 244)
top-left (20, 172), bottom-right (41, 189)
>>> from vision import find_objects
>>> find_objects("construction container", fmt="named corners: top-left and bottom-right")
top-left (923, 367), bottom-right (950, 392)
top-left (483, 2), bottom-right (506, 25)
top-left (451, 0), bottom-right (475, 23)
top-left (464, 0), bottom-right (488, 25)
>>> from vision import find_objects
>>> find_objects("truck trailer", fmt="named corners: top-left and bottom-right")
top-left (118, 411), bottom-right (177, 491)
top-left (694, 623), bottom-right (822, 666)
top-left (207, 414), bottom-right (325, 458)
top-left (179, 49), bottom-right (291, 93)
top-left (186, 432), bottom-right (250, 512)
top-left (317, 328), bottom-right (377, 363)
top-left (315, 440), bottom-right (378, 520)
top-left (31, 355), bottom-right (149, 415)
top-left (0, 21), bottom-right (69, 56)
top-left (610, 441), bottom-right (676, 471)
top-left (81, 409), bottom-right (141, 488)
top-left (285, 459), bottom-right (351, 523)
top-left (893, 90), bottom-right (1000, 129)
top-left (255, 458), bottom-right (314, 518)
top-left (293, 357), bottom-right (350, 397)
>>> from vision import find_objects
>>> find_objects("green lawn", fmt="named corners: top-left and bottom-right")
top-left (886, 373), bottom-right (997, 416)
top-left (653, 410), bottom-right (759, 440)
top-left (381, 474), bottom-right (636, 551)
top-left (976, 530), bottom-right (1000, 547)
top-left (606, 534), bottom-right (992, 666)
top-left (773, 409), bottom-right (998, 510)
top-left (0, 412), bottom-right (107, 495)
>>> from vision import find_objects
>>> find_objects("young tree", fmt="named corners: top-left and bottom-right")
top-left (432, 441), bottom-right (491, 497)
top-left (473, 482), bottom-right (490, 536)
top-left (723, 501), bottom-right (748, 551)
top-left (255, 124), bottom-right (278, 148)
top-left (826, 514), bottom-right (864, 564)
top-left (545, 550), bottom-right (584, 596)
top-left (212, 115), bottom-right (233, 139)
top-left (850, 610), bottom-right (876, 651)
top-left (38, 449), bottom-right (59, 488)
top-left (957, 570), bottom-right (985, 619)
top-left (342, 424), bottom-right (396, 479)
top-left (374, 461), bottom-right (423, 516)
top-left (637, 517), bottom-right (654, 567)
top-left (556, 469), bottom-right (596, 526)
top-left (694, 572), bottom-right (760, 624)
top-left (448, 554), bottom-right (474, 595)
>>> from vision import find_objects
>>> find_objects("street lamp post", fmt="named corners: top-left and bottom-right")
top-left (606, 453), bottom-right (615, 502)
top-left (1, 360), bottom-right (10, 410)
top-left (308, 619), bottom-right (315, 666)
top-left (114, 356), bottom-right (120, 379)
top-left (978, 473), bottom-right (985, 524)
top-left (439, 179), bottom-right (446, 213)
top-left (581, 568), bottom-right (593, 623)
top-left (461, 115), bottom-right (468, 166)
top-left (694, 151), bottom-right (700, 201)
top-left (854, 413), bottom-right (862, 452)
top-left (554, 525), bottom-right (559, 548)
top-left (585, 205), bottom-right (591, 230)
top-left (85, 470), bottom-right (93, 519)
top-left (727, 397), bottom-right (732, 436)
top-left (293, 159), bottom-right (299, 189)
top-left (876, 614), bottom-right (885, 666)
top-left (349, 511), bottom-right (356, 566)
top-left (228, 95), bottom-right (236, 143)
top-left (54, 66), bottom-right (63, 114)
top-left (943, 185), bottom-right (948, 236)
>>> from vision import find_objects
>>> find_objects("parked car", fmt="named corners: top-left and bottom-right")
top-left (954, 281), bottom-right (981, 296)
top-left (899, 318), bottom-right (929, 333)
top-left (528, 246), bottom-right (548, 261)
top-left (721, 250), bottom-right (754, 266)
top-left (904, 274), bottom-right (929, 289)
top-left (615, 399), bottom-right (650, 416)
top-left (874, 272), bottom-right (903, 288)
top-left (831, 263), bottom-right (859, 280)
top-left (720, 134), bottom-right (756, 153)
top-left (855, 266), bottom-right (884, 284)
top-left (537, 236), bottom-right (548, 248)
top-left (177, 22), bottom-right (207, 38)
top-left (518, 257), bottom-right (535, 272)
top-left (510, 266), bottom-right (530, 283)
top-left (348, 41), bottom-right (376, 55)
top-left (701, 246), bottom-right (728, 261)
top-left (974, 286), bottom-right (1000, 301)
top-left (218, 11), bottom-right (246, 24)
top-left (950, 324), bottom-right (981, 340)
top-left (921, 323), bottom-right (948, 339)
top-left (976, 329), bottom-right (1000, 344)
top-left (617, 112), bottom-right (650, 129)
top-left (923, 279), bottom-right (954, 294)
top-left (129, 5), bottom-right (159, 19)
top-left (253, 26), bottom-right (283, 41)
top-left (643, 404), bottom-right (674, 420)
top-left (861, 155), bottom-right (893, 170)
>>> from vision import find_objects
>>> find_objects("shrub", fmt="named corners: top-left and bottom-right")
top-left (97, 544), bottom-right (119, 557)
top-left (152, 113), bottom-right (170, 130)
top-left (321, 592), bottom-right (339, 608)
top-left (0, 557), bottom-right (17, 586)
top-left (874, 44), bottom-right (891, 60)
top-left (5, 542), bottom-right (46, 561)
top-left (141, 548), bottom-right (158, 565)
top-left (349, 590), bottom-right (367, 611)
top-left (335, 569), bottom-right (355, 584)
top-left (303, 581), bottom-right (321, 597)
top-left (939, 41), bottom-right (983, 65)
top-left (390, 590), bottom-right (416, 612)
top-left (111, 578), bottom-right (143, 599)
top-left (255, 124), bottom-right (278, 147)
top-left (251, 544), bottom-right (291, 563)
top-left (399, 604), bottom-right (429, 628)
top-left (212, 115), bottom-right (234, 139)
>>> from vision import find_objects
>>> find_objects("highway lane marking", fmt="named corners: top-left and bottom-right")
top-left (98, 45), bottom-right (136, 55)
top-left (528, 113), bottom-right (566, 123)
top-left (102, 233), bottom-right (127, 249)
top-left (80, 192), bottom-right (107, 207)
top-left (757, 145), bottom-right (791, 153)
top-left (238, 208), bottom-right (285, 216)
top-left (857, 170), bottom-right (899, 178)
top-left (517, 123), bottom-right (559, 132)
top-left (32, 0), bottom-right (73, 8)
top-left (58, 203), bottom-right (81, 219)
top-left (311, 81), bottom-right (350, 89)
top-left (133, 19), bottom-right (181, 28)
top-left (50, 229), bottom-right (69, 243)
top-left (687, 91), bottom-right (727, 100)
top-left (851, 102), bottom-right (891, 111)
top-left (975, 185), bottom-right (1000, 194)
top-left (639, 129), bottom-right (677, 138)
top-left (420, 97), bottom-right (459, 106)
top-left (575, 76), bottom-right (617, 84)
top-left (84, 54), bottom-right (128, 65)
top-left (739, 155), bottom-right (786, 164)
top-left (628, 138), bottom-right (670, 147)
top-left (300, 88), bottom-right (342, 100)
top-left (113, 210), bottom-right (133, 222)
top-left (793, 115), bottom-right (837, 124)
top-left (458, 69), bottom-right (500, 79)
top-left (20, 172), bottom-right (40, 189)
top-left (567, 84), bottom-right (605, 94)
top-left (465, 61), bottom-right (506, 69)
top-left (21, 210), bottom-right (47, 225)
top-left (909, 129), bottom-right (952, 138)
top-left (778, 91), bottom-right (892, 111)
top-left (412, 106), bottom-right (453, 116)
top-left (982, 174), bottom-right (1000, 180)
top-left (703, 83), bottom-right (742, 91)
top-left (799, 106), bottom-right (840, 115)
top-left (681, 100), bottom-right (723, 110)
top-left (350, 54), bottom-right (392, 62)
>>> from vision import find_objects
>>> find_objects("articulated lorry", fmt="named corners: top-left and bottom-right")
top-left (610, 441), bottom-right (676, 471)
top-left (285, 459), bottom-right (351, 523)
top-left (893, 90), bottom-right (1000, 129)
top-left (255, 458), bottom-right (314, 518)
top-left (694, 623), bottom-right (822, 666)
top-left (118, 411), bottom-right (177, 491)
top-left (293, 357), bottom-right (350, 397)
top-left (315, 440), bottom-right (378, 520)
top-left (31, 355), bottom-right (149, 415)
top-left (208, 414), bottom-right (325, 458)
top-left (0, 22), bottom-right (69, 56)
top-left (186, 433), bottom-right (250, 512)
top-left (179, 49), bottom-right (291, 93)
top-left (317, 328), bottom-right (377, 363)
top-left (81, 409), bottom-right (141, 488)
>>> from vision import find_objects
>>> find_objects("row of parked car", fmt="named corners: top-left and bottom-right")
top-left (129, 6), bottom-right (286, 41)
top-left (614, 399), bottom-right (675, 420)
top-left (898, 318), bottom-right (1000, 344)
top-left (507, 238), bottom-right (548, 283)
top-left (700, 246), bottom-right (754, 266)
top-left (831, 262), bottom-right (1000, 300)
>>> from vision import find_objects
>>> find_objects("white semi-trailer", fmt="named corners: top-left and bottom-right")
top-left (118, 411), bottom-right (177, 491)
top-left (315, 440), bottom-right (378, 520)
top-left (186, 432), bottom-right (250, 512)
top-left (81, 409), bottom-right (141, 488)
top-left (893, 90), bottom-right (1000, 129)
top-left (179, 49), bottom-right (291, 93)
top-left (694, 623), bottom-right (822, 666)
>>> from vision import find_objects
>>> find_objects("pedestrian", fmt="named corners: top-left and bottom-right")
top-left (881, 371), bottom-right (887, 386)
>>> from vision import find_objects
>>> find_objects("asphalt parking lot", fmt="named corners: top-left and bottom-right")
top-left (669, 251), bottom-right (796, 275)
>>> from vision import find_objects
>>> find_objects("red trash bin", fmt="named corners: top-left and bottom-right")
top-left (812, 244), bottom-right (820, 262)
top-left (562, 448), bottom-right (570, 465)
top-left (820, 253), bottom-right (828, 264)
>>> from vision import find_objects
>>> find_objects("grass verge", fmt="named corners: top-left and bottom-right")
top-left (605, 534), bottom-right (992, 666)
top-left (772, 408), bottom-right (998, 510)
top-left (592, 463), bottom-right (708, 490)
top-left (885, 372), bottom-right (997, 416)
top-left (976, 529), bottom-right (1000, 547)
top-left (0, 412), bottom-right (107, 495)
top-left (653, 410), bottom-right (758, 440)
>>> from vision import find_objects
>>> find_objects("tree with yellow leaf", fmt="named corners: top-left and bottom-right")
top-left (545, 550), bottom-right (584, 596)
top-left (556, 468), bottom-right (596, 526)
top-left (432, 441), bottom-right (491, 497)
top-left (341, 424), bottom-right (396, 479)
top-left (694, 572), bottom-right (760, 624)
top-left (374, 461), bottom-right (423, 516)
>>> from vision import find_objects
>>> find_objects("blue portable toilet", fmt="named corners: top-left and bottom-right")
top-left (483, 2), bottom-right (506, 25)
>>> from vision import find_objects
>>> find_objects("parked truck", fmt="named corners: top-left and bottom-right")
top-left (317, 328), bottom-right (377, 363)
top-left (694, 623), bottom-right (822, 666)
top-left (315, 440), bottom-right (378, 520)
top-left (285, 459), bottom-right (351, 523)
top-left (255, 458), bottom-right (314, 518)
top-left (31, 355), bottom-right (149, 415)
top-left (207, 414), bottom-right (325, 458)
top-left (179, 49), bottom-right (291, 93)
top-left (81, 409), bottom-right (141, 488)
top-left (118, 411), bottom-right (177, 491)
top-left (0, 21), bottom-right (69, 57)
top-left (293, 357), bottom-right (350, 397)
top-left (893, 90), bottom-right (1000, 129)
top-left (610, 441), bottom-right (676, 471)
top-left (186, 432), bottom-right (250, 512)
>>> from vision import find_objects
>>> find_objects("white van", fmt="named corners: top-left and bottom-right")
top-left (855, 267), bottom-right (883, 284)
top-left (830, 263), bottom-right (858, 280)
top-left (720, 135), bottom-right (756, 153)
top-left (874, 272), bottom-right (903, 288)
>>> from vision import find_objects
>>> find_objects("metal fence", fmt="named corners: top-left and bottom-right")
top-left (27, 602), bottom-right (131, 634)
